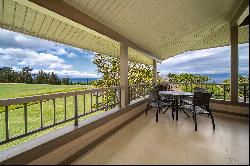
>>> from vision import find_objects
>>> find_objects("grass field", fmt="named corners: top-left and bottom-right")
top-left (0, 83), bottom-right (107, 151)
top-left (0, 83), bottom-right (94, 99)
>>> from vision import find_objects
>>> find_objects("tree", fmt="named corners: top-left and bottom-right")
top-left (19, 67), bottom-right (33, 84)
top-left (0, 67), bottom-right (18, 83)
top-left (167, 73), bottom-right (210, 83)
top-left (61, 78), bottom-right (70, 85)
top-left (92, 53), bottom-right (155, 110)
top-left (48, 72), bottom-right (61, 85)
top-left (93, 53), bottom-right (154, 88)
top-left (34, 70), bottom-right (50, 84)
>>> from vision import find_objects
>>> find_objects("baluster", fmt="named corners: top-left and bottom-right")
top-left (5, 106), bottom-right (9, 141)
top-left (90, 93), bottom-right (93, 112)
top-left (118, 89), bottom-right (122, 108)
top-left (83, 94), bottom-right (86, 115)
top-left (74, 95), bottom-right (78, 126)
top-left (243, 85), bottom-right (247, 103)
top-left (24, 103), bottom-right (28, 134)
top-left (96, 92), bottom-right (99, 110)
top-left (106, 91), bottom-right (109, 110)
top-left (40, 101), bottom-right (43, 128)
top-left (53, 99), bottom-right (56, 124)
top-left (223, 84), bottom-right (226, 101)
top-left (64, 97), bottom-right (67, 121)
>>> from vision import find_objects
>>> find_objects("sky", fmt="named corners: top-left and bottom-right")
top-left (0, 28), bottom-right (249, 79)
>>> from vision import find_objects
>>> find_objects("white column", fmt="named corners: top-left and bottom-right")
top-left (120, 43), bottom-right (129, 107)
top-left (230, 25), bottom-right (239, 102)
top-left (153, 59), bottom-right (157, 85)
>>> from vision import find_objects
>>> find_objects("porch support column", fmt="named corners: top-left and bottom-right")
top-left (153, 59), bottom-right (157, 85)
top-left (120, 43), bottom-right (129, 107)
top-left (230, 25), bottom-right (239, 102)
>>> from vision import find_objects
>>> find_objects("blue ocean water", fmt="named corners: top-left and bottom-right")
top-left (201, 73), bottom-right (249, 83)
top-left (69, 78), bottom-right (99, 83)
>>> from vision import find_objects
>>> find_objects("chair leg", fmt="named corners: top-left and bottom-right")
top-left (156, 108), bottom-right (159, 122)
top-left (207, 107), bottom-right (215, 130)
top-left (163, 105), bottom-right (170, 113)
top-left (183, 109), bottom-right (190, 118)
top-left (193, 112), bottom-right (197, 131)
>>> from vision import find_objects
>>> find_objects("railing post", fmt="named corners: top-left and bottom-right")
top-left (230, 25), bottom-right (239, 102)
top-left (120, 43), bottom-right (129, 107)
top-left (74, 95), bottom-right (78, 126)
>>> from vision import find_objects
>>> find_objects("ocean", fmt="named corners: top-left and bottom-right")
top-left (201, 73), bottom-right (249, 83)
top-left (69, 78), bottom-right (99, 83)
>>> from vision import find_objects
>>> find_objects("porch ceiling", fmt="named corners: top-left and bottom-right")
top-left (64, 0), bottom-right (249, 60)
top-left (0, 0), bottom-right (249, 65)
top-left (0, 0), bottom-right (153, 65)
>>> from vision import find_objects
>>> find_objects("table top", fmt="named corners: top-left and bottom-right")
top-left (159, 91), bottom-right (194, 96)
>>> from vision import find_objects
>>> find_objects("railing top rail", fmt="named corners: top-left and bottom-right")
top-left (0, 86), bottom-right (125, 107)
top-left (0, 84), bottom-right (152, 107)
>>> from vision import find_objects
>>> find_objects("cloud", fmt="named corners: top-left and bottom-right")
top-left (158, 43), bottom-right (249, 75)
top-left (0, 48), bottom-right (72, 70)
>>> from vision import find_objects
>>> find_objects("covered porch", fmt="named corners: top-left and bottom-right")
top-left (0, 0), bottom-right (249, 165)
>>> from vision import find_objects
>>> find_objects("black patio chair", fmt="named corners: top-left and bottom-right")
top-left (146, 90), bottom-right (169, 122)
top-left (181, 92), bottom-right (215, 131)
top-left (182, 87), bottom-right (207, 105)
top-left (154, 84), bottom-right (174, 113)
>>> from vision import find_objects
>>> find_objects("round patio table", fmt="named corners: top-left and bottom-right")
top-left (159, 91), bottom-right (194, 121)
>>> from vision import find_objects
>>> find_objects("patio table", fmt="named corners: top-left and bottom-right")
top-left (159, 91), bottom-right (194, 121)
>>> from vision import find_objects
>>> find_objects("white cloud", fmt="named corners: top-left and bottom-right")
top-left (0, 48), bottom-right (72, 70)
top-left (158, 43), bottom-right (249, 75)
top-left (66, 53), bottom-right (78, 58)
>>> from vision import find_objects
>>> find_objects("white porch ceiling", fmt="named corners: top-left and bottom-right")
top-left (0, 0), bottom-right (249, 65)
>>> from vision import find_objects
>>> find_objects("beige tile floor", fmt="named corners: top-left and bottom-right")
top-left (72, 109), bottom-right (249, 165)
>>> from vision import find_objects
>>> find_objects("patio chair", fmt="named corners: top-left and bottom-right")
top-left (154, 84), bottom-right (174, 113)
top-left (182, 87), bottom-right (207, 105)
top-left (181, 92), bottom-right (215, 131)
top-left (146, 90), bottom-right (169, 122)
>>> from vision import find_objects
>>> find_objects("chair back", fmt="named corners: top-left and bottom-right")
top-left (193, 92), bottom-right (212, 107)
top-left (155, 83), bottom-right (173, 92)
top-left (193, 87), bottom-right (207, 93)
top-left (148, 90), bottom-right (160, 102)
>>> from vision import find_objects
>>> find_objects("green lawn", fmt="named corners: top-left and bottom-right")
top-left (0, 83), bottom-right (94, 99)
top-left (0, 83), bottom-right (108, 151)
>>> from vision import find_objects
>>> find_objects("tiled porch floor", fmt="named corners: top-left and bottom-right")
top-left (72, 109), bottom-right (249, 165)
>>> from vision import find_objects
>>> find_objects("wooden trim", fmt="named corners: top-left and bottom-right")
top-left (210, 100), bottom-right (249, 107)
top-left (230, 0), bottom-right (249, 27)
top-left (213, 109), bottom-right (249, 118)
top-left (29, 0), bottom-right (161, 62)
